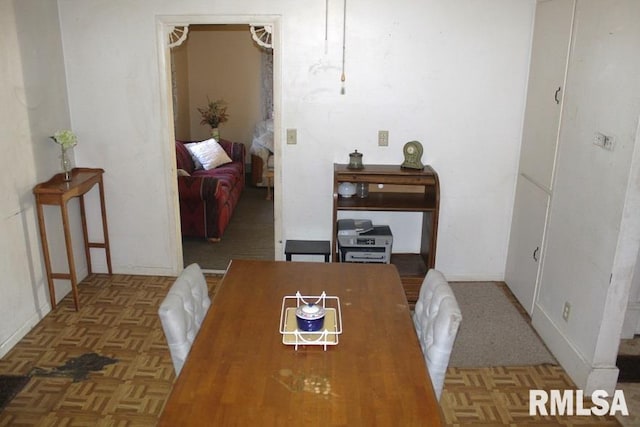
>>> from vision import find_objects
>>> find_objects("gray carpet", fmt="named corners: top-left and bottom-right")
top-left (182, 185), bottom-right (275, 270)
top-left (448, 282), bottom-right (557, 367)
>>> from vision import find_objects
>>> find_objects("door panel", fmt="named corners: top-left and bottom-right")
top-left (519, 0), bottom-right (574, 190)
top-left (505, 175), bottom-right (550, 315)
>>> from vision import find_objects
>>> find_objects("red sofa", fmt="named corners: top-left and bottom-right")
top-left (175, 139), bottom-right (245, 241)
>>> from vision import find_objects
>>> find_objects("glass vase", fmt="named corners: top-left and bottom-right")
top-left (61, 146), bottom-right (72, 182)
top-left (210, 128), bottom-right (220, 140)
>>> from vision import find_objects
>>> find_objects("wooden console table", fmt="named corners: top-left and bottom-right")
top-left (33, 168), bottom-right (112, 311)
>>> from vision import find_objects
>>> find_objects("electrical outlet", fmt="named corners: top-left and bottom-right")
top-left (562, 302), bottom-right (571, 321)
top-left (286, 128), bottom-right (297, 145)
top-left (378, 130), bottom-right (389, 147)
top-left (603, 135), bottom-right (615, 151)
top-left (594, 132), bottom-right (615, 151)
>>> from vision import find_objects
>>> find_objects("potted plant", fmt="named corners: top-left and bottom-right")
top-left (198, 98), bottom-right (229, 140)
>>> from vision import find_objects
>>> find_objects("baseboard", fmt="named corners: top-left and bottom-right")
top-left (81, 258), bottom-right (178, 276)
top-left (531, 303), bottom-right (619, 394)
top-left (444, 274), bottom-right (505, 282)
top-left (105, 265), bottom-right (177, 276)
top-left (0, 300), bottom-right (50, 358)
top-left (201, 268), bottom-right (227, 275)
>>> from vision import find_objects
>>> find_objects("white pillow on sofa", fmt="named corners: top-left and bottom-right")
top-left (185, 139), bottom-right (233, 170)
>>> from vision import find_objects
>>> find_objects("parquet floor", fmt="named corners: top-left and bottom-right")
top-left (0, 273), bottom-right (622, 426)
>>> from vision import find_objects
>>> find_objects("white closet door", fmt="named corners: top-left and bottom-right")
top-left (518, 0), bottom-right (574, 190)
top-left (505, 176), bottom-right (549, 314)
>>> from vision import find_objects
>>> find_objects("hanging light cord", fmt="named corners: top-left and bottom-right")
top-left (325, 0), bottom-right (329, 53)
top-left (341, 0), bottom-right (347, 94)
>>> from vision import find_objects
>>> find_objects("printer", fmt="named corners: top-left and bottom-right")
top-left (337, 219), bottom-right (393, 264)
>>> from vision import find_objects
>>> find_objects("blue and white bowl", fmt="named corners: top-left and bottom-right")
top-left (296, 303), bottom-right (326, 332)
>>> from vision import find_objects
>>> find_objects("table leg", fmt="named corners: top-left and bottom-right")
top-left (98, 179), bottom-right (113, 274)
top-left (79, 195), bottom-right (92, 275)
top-left (60, 203), bottom-right (80, 311)
top-left (266, 177), bottom-right (272, 200)
top-left (35, 199), bottom-right (57, 310)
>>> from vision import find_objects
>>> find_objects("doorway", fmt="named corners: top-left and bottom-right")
top-left (157, 16), bottom-right (282, 273)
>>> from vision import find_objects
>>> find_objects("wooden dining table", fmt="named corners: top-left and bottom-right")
top-left (159, 259), bottom-right (443, 426)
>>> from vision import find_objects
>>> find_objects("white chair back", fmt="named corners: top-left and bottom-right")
top-left (412, 269), bottom-right (462, 400)
top-left (159, 263), bottom-right (212, 375)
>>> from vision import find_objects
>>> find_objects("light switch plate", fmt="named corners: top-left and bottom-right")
top-left (378, 130), bottom-right (389, 147)
top-left (286, 128), bottom-right (297, 145)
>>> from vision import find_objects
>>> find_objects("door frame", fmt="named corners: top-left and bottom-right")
top-left (156, 14), bottom-right (282, 273)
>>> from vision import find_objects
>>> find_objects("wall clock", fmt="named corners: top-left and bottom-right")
top-left (401, 141), bottom-right (424, 170)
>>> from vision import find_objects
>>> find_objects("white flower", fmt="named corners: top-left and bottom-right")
top-left (51, 130), bottom-right (77, 149)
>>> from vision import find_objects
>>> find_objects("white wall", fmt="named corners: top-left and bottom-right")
top-left (1, 0), bottom-right (536, 359)
top-left (0, 0), bottom-right (84, 357)
top-left (186, 25), bottom-right (263, 151)
top-left (56, 0), bottom-right (535, 281)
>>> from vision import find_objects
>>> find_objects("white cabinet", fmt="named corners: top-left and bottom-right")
top-left (505, 177), bottom-right (549, 314)
top-left (518, 0), bottom-right (574, 190)
top-left (505, 0), bottom-right (574, 314)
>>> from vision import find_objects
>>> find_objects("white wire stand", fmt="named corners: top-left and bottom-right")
top-left (279, 291), bottom-right (342, 351)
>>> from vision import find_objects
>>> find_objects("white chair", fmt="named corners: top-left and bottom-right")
top-left (158, 263), bottom-right (212, 375)
top-left (412, 269), bottom-right (462, 401)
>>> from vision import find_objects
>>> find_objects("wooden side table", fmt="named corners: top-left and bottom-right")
top-left (265, 168), bottom-right (274, 200)
top-left (33, 168), bottom-right (112, 311)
